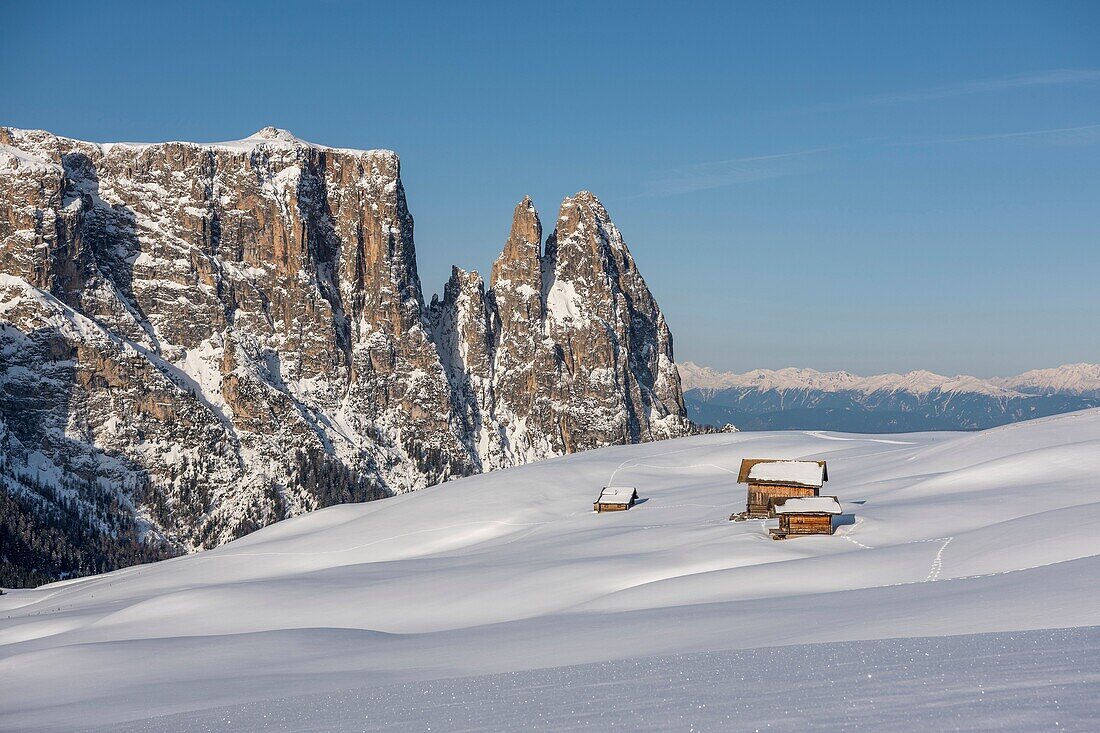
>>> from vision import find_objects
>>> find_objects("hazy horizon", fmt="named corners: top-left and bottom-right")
top-left (4, 0), bottom-right (1098, 376)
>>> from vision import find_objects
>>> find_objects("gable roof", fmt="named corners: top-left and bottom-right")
top-left (595, 486), bottom-right (638, 505)
top-left (773, 496), bottom-right (843, 515)
top-left (738, 458), bottom-right (828, 488)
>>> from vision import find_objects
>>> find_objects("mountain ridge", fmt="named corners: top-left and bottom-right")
top-left (679, 361), bottom-right (1100, 432)
top-left (0, 126), bottom-right (688, 585)
top-left (679, 361), bottom-right (1100, 397)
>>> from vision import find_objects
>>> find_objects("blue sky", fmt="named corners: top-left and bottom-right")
top-left (3, 1), bottom-right (1098, 376)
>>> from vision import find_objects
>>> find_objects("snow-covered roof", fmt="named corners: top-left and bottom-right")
top-left (595, 487), bottom-right (638, 505)
top-left (773, 496), bottom-right (842, 515)
top-left (739, 459), bottom-right (827, 488)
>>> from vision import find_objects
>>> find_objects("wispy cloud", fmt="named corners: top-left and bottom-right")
top-left (639, 147), bottom-right (834, 197)
top-left (638, 122), bottom-right (1100, 197)
top-left (894, 123), bottom-right (1100, 147)
top-left (859, 69), bottom-right (1100, 106)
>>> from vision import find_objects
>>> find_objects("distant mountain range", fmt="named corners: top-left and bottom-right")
top-left (679, 362), bottom-right (1100, 432)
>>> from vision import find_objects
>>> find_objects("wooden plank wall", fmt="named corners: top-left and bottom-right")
top-left (746, 484), bottom-right (816, 516)
top-left (779, 514), bottom-right (834, 535)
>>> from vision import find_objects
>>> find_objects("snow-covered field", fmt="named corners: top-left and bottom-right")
top-left (4, 410), bottom-right (1100, 731)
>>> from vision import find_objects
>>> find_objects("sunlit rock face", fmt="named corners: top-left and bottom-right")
top-left (432, 193), bottom-right (689, 468)
top-left (0, 127), bottom-right (688, 570)
top-left (537, 191), bottom-right (687, 451)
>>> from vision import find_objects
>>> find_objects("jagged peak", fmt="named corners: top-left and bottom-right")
top-left (249, 126), bottom-right (301, 142)
top-left (508, 197), bottom-right (542, 247)
top-left (559, 190), bottom-right (611, 221)
top-left (447, 264), bottom-right (484, 285)
top-left (548, 190), bottom-right (630, 275)
top-left (555, 191), bottom-right (617, 232)
top-left (437, 266), bottom-right (487, 309)
top-left (563, 189), bottom-right (598, 204)
top-left (490, 198), bottom-right (543, 292)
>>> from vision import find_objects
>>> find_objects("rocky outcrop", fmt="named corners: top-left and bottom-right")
top-left (538, 192), bottom-right (686, 450)
top-left (429, 193), bottom-right (690, 468)
top-left (0, 127), bottom-right (688, 580)
top-left (430, 266), bottom-right (504, 468)
top-left (487, 198), bottom-right (555, 464)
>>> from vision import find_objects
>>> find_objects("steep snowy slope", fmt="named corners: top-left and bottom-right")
top-left (2, 409), bottom-right (1100, 731)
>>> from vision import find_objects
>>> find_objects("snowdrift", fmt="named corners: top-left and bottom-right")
top-left (3, 409), bottom-right (1100, 731)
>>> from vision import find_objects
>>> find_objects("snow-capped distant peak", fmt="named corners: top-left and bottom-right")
top-left (676, 361), bottom-right (744, 390)
top-left (678, 361), bottom-right (1100, 398)
top-left (994, 363), bottom-right (1100, 396)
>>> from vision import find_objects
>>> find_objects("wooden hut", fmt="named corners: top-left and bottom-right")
top-left (769, 496), bottom-right (842, 539)
top-left (594, 486), bottom-right (639, 512)
top-left (737, 458), bottom-right (828, 518)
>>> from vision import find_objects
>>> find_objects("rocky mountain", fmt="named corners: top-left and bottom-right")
top-left (992, 364), bottom-right (1100, 397)
top-left (0, 127), bottom-right (688, 585)
top-left (679, 362), bottom-right (1100, 432)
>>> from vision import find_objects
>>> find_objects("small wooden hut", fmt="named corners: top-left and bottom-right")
top-left (737, 458), bottom-right (828, 518)
top-left (769, 496), bottom-right (842, 539)
top-left (594, 486), bottom-right (639, 513)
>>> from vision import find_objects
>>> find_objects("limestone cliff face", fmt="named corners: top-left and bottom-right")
top-left (487, 198), bottom-right (557, 463)
top-left (428, 192), bottom-right (689, 468)
top-left (0, 127), bottom-right (688, 568)
top-left (430, 266), bottom-right (503, 468)
top-left (539, 192), bottom-right (686, 450)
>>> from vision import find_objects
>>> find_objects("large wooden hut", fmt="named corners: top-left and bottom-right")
top-left (737, 458), bottom-right (828, 518)
top-left (769, 496), bottom-right (842, 539)
top-left (594, 487), bottom-right (639, 512)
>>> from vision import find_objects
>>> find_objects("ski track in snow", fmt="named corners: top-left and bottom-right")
top-left (804, 430), bottom-right (916, 445)
top-left (838, 517), bottom-right (875, 549)
top-left (922, 536), bottom-right (953, 582)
